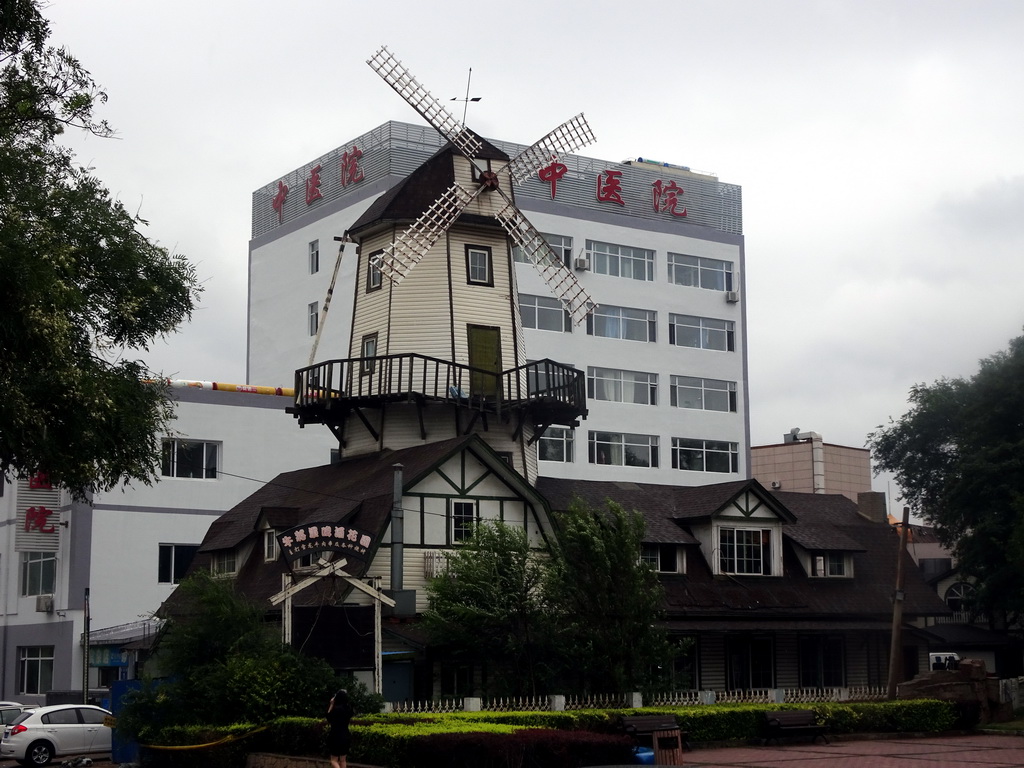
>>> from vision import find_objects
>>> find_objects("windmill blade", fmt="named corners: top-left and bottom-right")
top-left (368, 46), bottom-right (483, 160)
top-left (495, 204), bottom-right (596, 325)
top-left (372, 183), bottom-right (477, 285)
top-left (504, 113), bottom-right (596, 184)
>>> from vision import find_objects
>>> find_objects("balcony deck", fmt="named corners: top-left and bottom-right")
top-left (287, 354), bottom-right (587, 443)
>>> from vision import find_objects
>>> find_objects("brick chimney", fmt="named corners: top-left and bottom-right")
top-left (857, 491), bottom-right (887, 523)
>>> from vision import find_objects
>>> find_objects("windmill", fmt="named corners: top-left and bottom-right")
top-left (366, 46), bottom-right (597, 325)
top-left (290, 47), bottom-right (595, 465)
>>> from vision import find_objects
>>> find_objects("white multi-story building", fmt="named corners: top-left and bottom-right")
top-left (0, 384), bottom-right (335, 702)
top-left (248, 121), bottom-right (748, 485)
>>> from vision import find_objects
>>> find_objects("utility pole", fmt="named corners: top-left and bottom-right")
top-left (886, 506), bottom-right (911, 698)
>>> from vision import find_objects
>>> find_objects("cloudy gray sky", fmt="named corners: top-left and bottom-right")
top-left (43, 1), bottom-right (1024, 501)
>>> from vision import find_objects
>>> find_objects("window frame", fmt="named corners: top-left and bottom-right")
top-left (588, 431), bottom-right (659, 468)
top-left (451, 500), bottom-right (477, 544)
top-left (367, 250), bottom-right (383, 293)
top-left (671, 437), bottom-right (739, 474)
top-left (718, 526), bottom-right (773, 576)
top-left (513, 233), bottom-right (572, 266)
top-left (264, 530), bottom-right (278, 562)
top-left (18, 645), bottom-right (53, 696)
top-left (641, 543), bottom-right (682, 573)
top-left (160, 438), bottom-right (220, 479)
top-left (586, 239), bottom-right (655, 281)
top-left (538, 427), bottom-right (574, 463)
top-left (668, 314), bottom-right (735, 352)
top-left (308, 301), bottom-right (319, 337)
top-left (158, 543), bottom-right (199, 584)
top-left (587, 366), bottom-right (658, 405)
top-left (587, 304), bottom-right (657, 342)
top-left (666, 252), bottom-right (733, 291)
top-left (670, 375), bottom-right (737, 412)
top-left (360, 333), bottom-right (378, 376)
top-left (520, 294), bottom-right (571, 333)
top-left (465, 244), bottom-right (494, 286)
top-left (20, 551), bottom-right (56, 597)
top-left (812, 552), bottom-right (849, 578)
top-left (211, 550), bottom-right (237, 576)
top-left (309, 239), bottom-right (320, 274)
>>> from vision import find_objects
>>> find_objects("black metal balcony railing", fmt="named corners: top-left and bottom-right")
top-left (290, 354), bottom-right (586, 430)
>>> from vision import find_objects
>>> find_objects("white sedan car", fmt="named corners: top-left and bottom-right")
top-left (0, 704), bottom-right (111, 766)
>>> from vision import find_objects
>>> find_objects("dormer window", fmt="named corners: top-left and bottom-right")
top-left (813, 552), bottom-right (849, 578)
top-left (211, 550), bottom-right (236, 576)
top-left (641, 544), bottom-right (683, 574)
top-left (719, 526), bottom-right (773, 576)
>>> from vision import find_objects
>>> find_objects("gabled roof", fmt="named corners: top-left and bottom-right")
top-left (348, 134), bottom-right (509, 237)
top-left (188, 434), bottom-right (547, 608)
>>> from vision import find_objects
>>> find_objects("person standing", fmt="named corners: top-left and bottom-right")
top-left (326, 688), bottom-right (354, 768)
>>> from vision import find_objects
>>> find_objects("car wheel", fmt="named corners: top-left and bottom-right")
top-left (24, 740), bottom-right (54, 766)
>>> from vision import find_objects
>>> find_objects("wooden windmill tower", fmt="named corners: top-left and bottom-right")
top-left (289, 47), bottom-right (597, 479)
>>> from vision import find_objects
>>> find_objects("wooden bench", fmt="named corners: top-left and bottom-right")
top-left (617, 715), bottom-right (687, 765)
top-left (762, 710), bottom-right (829, 745)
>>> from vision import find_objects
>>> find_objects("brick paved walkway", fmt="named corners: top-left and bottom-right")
top-left (682, 733), bottom-right (1024, 767)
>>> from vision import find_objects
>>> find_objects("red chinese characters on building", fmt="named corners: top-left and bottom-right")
top-left (340, 146), bottom-right (364, 187)
top-left (272, 180), bottom-right (289, 222)
top-left (28, 471), bottom-right (51, 489)
top-left (538, 161), bottom-right (568, 199)
top-left (652, 179), bottom-right (687, 217)
top-left (25, 506), bottom-right (56, 534)
top-left (596, 169), bottom-right (625, 206)
top-left (305, 164), bottom-right (323, 206)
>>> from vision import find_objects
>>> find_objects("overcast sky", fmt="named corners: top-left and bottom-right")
top-left (42, 1), bottom-right (1024, 503)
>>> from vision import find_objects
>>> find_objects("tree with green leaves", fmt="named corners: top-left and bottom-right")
top-left (423, 521), bottom-right (552, 696)
top-left (869, 333), bottom-right (1024, 626)
top-left (120, 572), bottom-right (381, 739)
top-left (0, 0), bottom-right (201, 497)
top-left (544, 497), bottom-right (671, 693)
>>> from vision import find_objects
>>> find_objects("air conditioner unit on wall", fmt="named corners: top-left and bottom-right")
top-left (573, 256), bottom-right (590, 271)
top-left (35, 594), bottom-right (53, 613)
top-left (725, 290), bottom-right (739, 303)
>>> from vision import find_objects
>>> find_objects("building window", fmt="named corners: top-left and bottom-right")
top-left (451, 501), bottom-right (476, 543)
top-left (799, 635), bottom-right (845, 688)
top-left (668, 314), bottom-right (734, 351)
top-left (726, 635), bottom-right (774, 689)
top-left (670, 376), bottom-right (737, 412)
top-left (308, 301), bottom-right (319, 336)
top-left (361, 333), bottom-right (378, 375)
top-left (588, 431), bottom-right (659, 468)
top-left (641, 543), bottom-right (681, 573)
top-left (309, 239), bottom-right (320, 274)
top-left (20, 552), bottom-right (55, 596)
top-left (513, 233), bottom-right (572, 266)
top-left (161, 439), bottom-right (219, 479)
top-left (520, 294), bottom-right (571, 332)
top-left (667, 253), bottom-right (733, 291)
top-left (211, 550), bottom-right (237, 576)
top-left (539, 427), bottom-right (574, 463)
top-left (588, 367), bottom-right (657, 405)
top-left (587, 239), bottom-right (654, 281)
top-left (587, 304), bottom-right (657, 342)
top-left (465, 245), bottom-right (493, 286)
top-left (945, 581), bottom-right (976, 613)
top-left (158, 544), bottom-right (199, 584)
top-left (367, 250), bottom-right (383, 292)
top-left (719, 527), bottom-right (772, 575)
top-left (671, 438), bottom-right (739, 473)
top-left (264, 531), bottom-right (278, 562)
top-left (813, 552), bottom-right (848, 577)
top-left (18, 646), bottom-right (53, 695)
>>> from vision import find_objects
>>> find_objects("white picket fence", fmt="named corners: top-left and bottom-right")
top-left (384, 685), bottom-right (890, 713)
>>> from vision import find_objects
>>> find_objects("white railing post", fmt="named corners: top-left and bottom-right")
top-left (772, 688), bottom-right (785, 703)
top-left (464, 696), bottom-right (482, 712)
top-left (549, 694), bottom-right (566, 711)
top-left (699, 690), bottom-right (716, 705)
top-left (628, 691), bottom-right (643, 709)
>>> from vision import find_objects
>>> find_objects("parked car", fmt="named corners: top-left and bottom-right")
top-left (0, 703), bottom-right (35, 725)
top-left (0, 704), bottom-right (111, 766)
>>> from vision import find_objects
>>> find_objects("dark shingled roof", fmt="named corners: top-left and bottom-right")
top-left (349, 135), bottom-right (510, 237)
top-left (185, 435), bottom-right (529, 610)
top-left (537, 476), bottom-right (949, 623)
